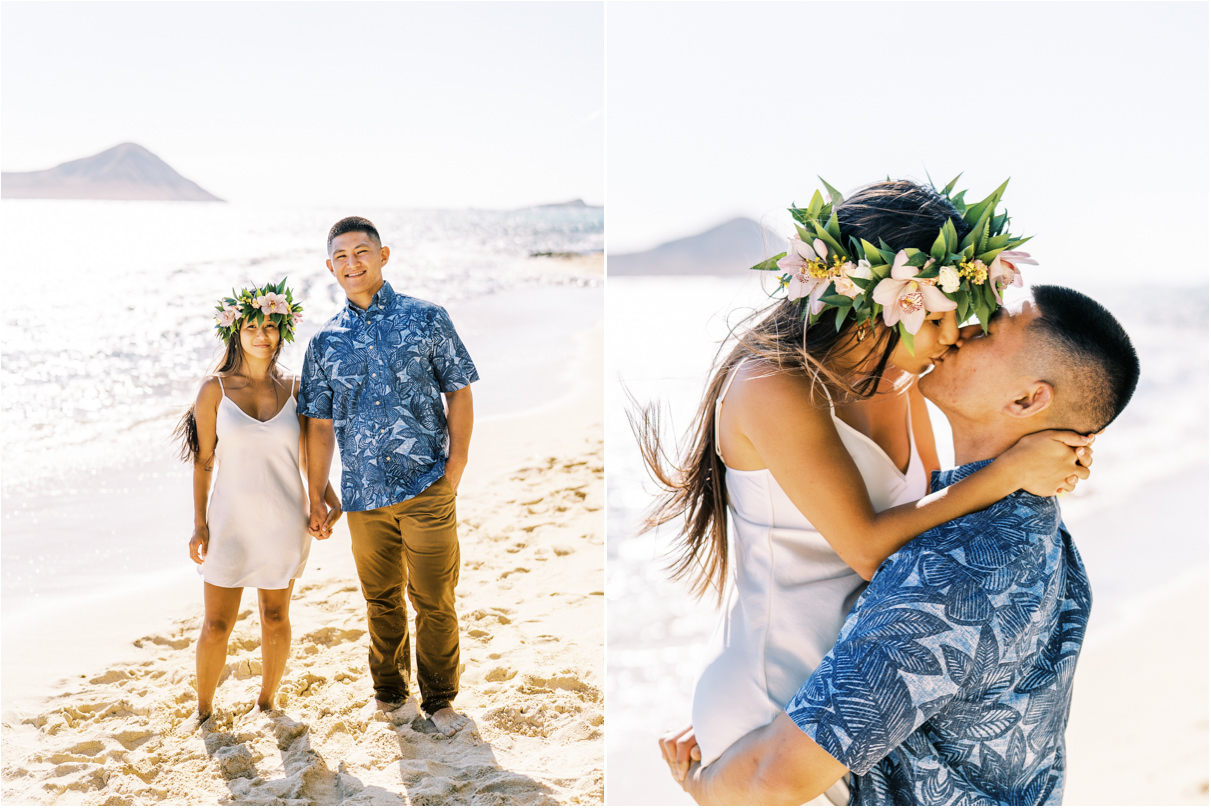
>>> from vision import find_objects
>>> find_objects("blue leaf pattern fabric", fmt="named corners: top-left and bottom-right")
top-left (786, 459), bottom-right (1091, 805)
top-left (297, 282), bottom-right (478, 512)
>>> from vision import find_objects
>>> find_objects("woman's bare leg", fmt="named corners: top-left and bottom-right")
top-left (256, 581), bottom-right (295, 712)
top-left (196, 583), bottom-right (244, 719)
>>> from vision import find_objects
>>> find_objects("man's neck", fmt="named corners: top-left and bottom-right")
top-left (949, 416), bottom-right (1026, 466)
top-left (347, 280), bottom-right (386, 311)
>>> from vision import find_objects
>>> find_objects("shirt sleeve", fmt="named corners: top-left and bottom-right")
top-left (296, 335), bottom-right (334, 419)
top-left (428, 307), bottom-right (479, 393)
top-left (785, 498), bottom-right (1048, 775)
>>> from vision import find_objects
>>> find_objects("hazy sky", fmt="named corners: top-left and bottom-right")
top-left (607, 1), bottom-right (1209, 284)
top-left (1, 1), bottom-right (604, 209)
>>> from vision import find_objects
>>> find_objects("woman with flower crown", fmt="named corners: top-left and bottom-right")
top-left (642, 179), bottom-right (1095, 799)
top-left (174, 279), bottom-right (342, 721)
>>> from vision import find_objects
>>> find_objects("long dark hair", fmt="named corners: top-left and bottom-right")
top-left (633, 179), bottom-right (970, 601)
top-left (173, 329), bottom-right (285, 465)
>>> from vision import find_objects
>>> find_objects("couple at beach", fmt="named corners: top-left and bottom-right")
top-left (176, 216), bottom-right (476, 737)
top-left (642, 179), bottom-right (1139, 804)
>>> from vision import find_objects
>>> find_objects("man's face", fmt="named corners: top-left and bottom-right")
top-left (918, 297), bottom-right (1043, 422)
top-left (327, 231), bottom-right (389, 301)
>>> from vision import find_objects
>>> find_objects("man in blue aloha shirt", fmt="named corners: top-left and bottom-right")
top-left (299, 216), bottom-right (477, 737)
top-left (676, 286), bottom-right (1139, 805)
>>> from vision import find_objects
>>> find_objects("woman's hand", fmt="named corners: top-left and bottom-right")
top-left (996, 430), bottom-right (1095, 496)
top-left (320, 502), bottom-right (343, 539)
top-left (189, 525), bottom-right (209, 564)
top-left (659, 724), bottom-right (702, 784)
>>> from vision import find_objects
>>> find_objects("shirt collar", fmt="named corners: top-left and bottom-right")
top-left (345, 281), bottom-right (396, 319)
top-left (932, 457), bottom-right (1056, 507)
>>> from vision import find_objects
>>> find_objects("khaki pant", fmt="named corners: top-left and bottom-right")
top-left (347, 476), bottom-right (460, 714)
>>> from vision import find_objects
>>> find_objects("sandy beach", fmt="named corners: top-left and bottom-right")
top-left (1, 280), bottom-right (605, 804)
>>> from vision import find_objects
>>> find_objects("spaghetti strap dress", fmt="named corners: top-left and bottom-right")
top-left (201, 376), bottom-right (311, 590)
top-left (691, 361), bottom-right (930, 772)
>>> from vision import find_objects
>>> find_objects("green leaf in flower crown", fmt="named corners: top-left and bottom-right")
top-left (960, 216), bottom-right (988, 252)
top-left (974, 298), bottom-right (992, 331)
top-left (819, 177), bottom-right (844, 207)
top-left (950, 189), bottom-right (967, 211)
top-left (825, 210), bottom-right (842, 242)
top-left (942, 173), bottom-right (963, 197)
top-left (807, 190), bottom-right (825, 217)
top-left (255, 311), bottom-right (265, 326)
top-left (930, 228), bottom-right (947, 261)
top-left (834, 303), bottom-right (851, 331)
top-left (820, 293), bottom-right (854, 307)
top-left (983, 278), bottom-right (999, 310)
top-left (942, 218), bottom-right (959, 254)
top-left (860, 238), bottom-right (884, 264)
top-left (956, 289), bottom-right (970, 324)
top-left (751, 254), bottom-right (786, 271)
top-left (812, 221), bottom-right (846, 260)
top-left (849, 274), bottom-right (874, 291)
top-left (976, 248), bottom-right (1003, 265)
top-left (965, 178), bottom-right (1010, 226)
top-left (898, 321), bottom-right (915, 355)
top-left (870, 262), bottom-right (891, 281)
top-left (917, 264), bottom-right (941, 280)
top-left (1004, 235), bottom-right (1033, 250)
top-left (991, 212), bottom-right (1008, 235)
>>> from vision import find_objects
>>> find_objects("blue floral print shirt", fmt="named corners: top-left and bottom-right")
top-left (298, 282), bottom-right (478, 512)
top-left (786, 460), bottom-right (1091, 806)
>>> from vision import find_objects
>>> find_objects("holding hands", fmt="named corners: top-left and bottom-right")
top-left (308, 497), bottom-right (343, 540)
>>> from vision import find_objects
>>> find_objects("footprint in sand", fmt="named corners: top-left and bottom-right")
top-left (500, 567), bottom-right (529, 579)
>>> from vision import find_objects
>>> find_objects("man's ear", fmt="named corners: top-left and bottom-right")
top-left (1004, 381), bottom-right (1053, 418)
top-left (380, 245), bottom-right (390, 266)
top-left (326, 258), bottom-right (336, 277)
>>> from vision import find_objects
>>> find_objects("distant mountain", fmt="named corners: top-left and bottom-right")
top-left (526, 198), bottom-right (603, 210)
top-left (1, 143), bottom-right (223, 202)
top-left (608, 217), bottom-right (781, 276)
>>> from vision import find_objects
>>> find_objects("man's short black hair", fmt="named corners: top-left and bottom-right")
top-left (327, 216), bottom-right (382, 252)
top-left (1028, 284), bottom-right (1140, 432)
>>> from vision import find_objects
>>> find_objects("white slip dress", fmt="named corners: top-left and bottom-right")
top-left (201, 376), bottom-right (311, 590)
top-left (691, 362), bottom-right (929, 774)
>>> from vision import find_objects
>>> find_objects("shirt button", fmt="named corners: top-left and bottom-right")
top-left (372, 373), bottom-right (377, 378)
top-left (375, 401), bottom-right (381, 405)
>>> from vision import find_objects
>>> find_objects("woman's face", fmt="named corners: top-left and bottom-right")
top-left (239, 318), bottom-right (281, 360)
top-left (889, 310), bottom-right (959, 375)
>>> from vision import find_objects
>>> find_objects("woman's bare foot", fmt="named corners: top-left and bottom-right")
top-left (429, 706), bottom-right (468, 737)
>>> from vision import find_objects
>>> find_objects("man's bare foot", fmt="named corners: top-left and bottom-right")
top-left (429, 706), bottom-right (468, 737)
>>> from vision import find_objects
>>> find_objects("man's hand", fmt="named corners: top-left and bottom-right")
top-left (309, 500), bottom-right (331, 539)
top-left (675, 712), bottom-right (847, 805)
top-left (445, 457), bottom-right (467, 495)
top-left (659, 724), bottom-right (702, 784)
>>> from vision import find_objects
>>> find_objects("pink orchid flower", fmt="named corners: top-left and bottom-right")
top-left (872, 250), bottom-right (957, 334)
top-left (292, 311), bottom-right (304, 326)
top-left (257, 292), bottom-right (290, 315)
top-left (777, 235), bottom-right (831, 314)
top-left (217, 306), bottom-right (240, 328)
top-left (988, 250), bottom-right (1036, 304)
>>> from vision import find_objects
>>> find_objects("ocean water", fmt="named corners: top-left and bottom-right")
top-left (604, 275), bottom-right (1209, 803)
top-left (0, 200), bottom-right (602, 498)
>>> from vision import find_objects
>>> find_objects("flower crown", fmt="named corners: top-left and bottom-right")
top-left (752, 176), bottom-right (1036, 354)
top-left (213, 278), bottom-right (304, 344)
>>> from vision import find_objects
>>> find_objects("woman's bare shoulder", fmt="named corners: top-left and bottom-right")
top-left (729, 361), bottom-right (832, 412)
